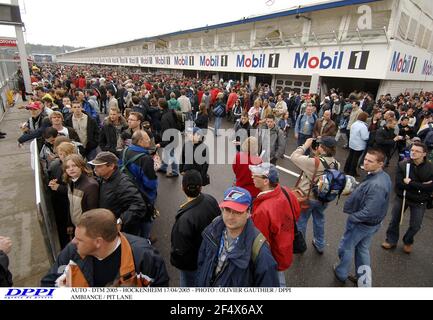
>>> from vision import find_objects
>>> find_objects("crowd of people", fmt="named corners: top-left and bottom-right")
top-left (0, 62), bottom-right (432, 288)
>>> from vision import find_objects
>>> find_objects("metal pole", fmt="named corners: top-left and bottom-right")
top-left (11, 0), bottom-right (31, 95)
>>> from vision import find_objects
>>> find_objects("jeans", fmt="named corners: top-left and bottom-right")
top-left (179, 270), bottom-right (197, 287)
top-left (297, 199), bottom-right (327, 252)
top-left (334, 220), bottom-right (380, 283)
top-left (160, 148), bottom-right (179, 175)
top-left (278, 272), bottom-right (286, 288)
top-left (214, 117), bottom-right (222, 136)
top-left (344, 149), bottom-right (364, 177)
top-left (386, 197), bottom-right (426, 246)
top-left (297, 133), bottom-right (312, 147)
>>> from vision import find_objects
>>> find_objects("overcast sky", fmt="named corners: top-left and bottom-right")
top-left (0, 0), bottom-right (323, 48)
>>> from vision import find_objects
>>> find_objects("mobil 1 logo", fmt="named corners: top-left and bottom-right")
top-left (348, 51), bottom-right (370, 70)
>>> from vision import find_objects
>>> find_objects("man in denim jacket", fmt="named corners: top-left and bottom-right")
top-left (333, 148), bottom-right (392, 287)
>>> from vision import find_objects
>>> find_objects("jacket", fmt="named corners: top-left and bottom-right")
top-left (180, 141), bottom-right (209, 184)
top-left (0, 251), bottom-right (12, 287)
top-left (260, 125), bottom-right (286, 161)
top-left (252, 185), bottom-right (301, 271)
top-left (349, 121), bottom-right (370, 151)
top-left (160, 110), bottom-right (179, 148)
top-left (120, 145), bottom-right (158, 204)
top-left (344, 170), bottom-right (392, 226)
top-left (99, 117), bottom-right (128, 155)
top-left (290, 146), bottom-right (340, 198)
top-left (295, 114), bottom-right (317, 136)
top-left (41, 233), bottom-right (169, 287)
top-left (232, 152), bottom-right (262, 198)
top-left (195, 113), bottom-right (209, 129)
top-left (18, 113), bottom-right (51, 144)
top-left (170, 194), bottom-right (221, 271)
top-left (65, 113), bottom-right (100, 152)
top-left (195, 217), bottom-right (279, 287)
top-left (99, 169), bottom-right (147, 236)
top-left (375, 126), bottom-right (397, 156)
top-left (67, 174), bottom-right (99, 226)
top-left (395, 159), bottom-right (433, 203)
top-left (313, 118), bottom-right (337, 138)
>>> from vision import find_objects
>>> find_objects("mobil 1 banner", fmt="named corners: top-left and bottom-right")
top-left (288, 47), bottom-right (385, 78)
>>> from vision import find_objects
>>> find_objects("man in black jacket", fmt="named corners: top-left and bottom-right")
top-left (99, 107), bottom-right (128, 156)
top-left (0, 236), bottom-right (12, 287)
top-left (170, 170), bottom-right (220, 287)
top-left (90, 152), bottom-right (147, 236)
top-left (382, 142), bottom-right (433, 254)
top-left (156, 99), bottom-right (180, 177)
top-left (375, 118), bottom-right (403, 166)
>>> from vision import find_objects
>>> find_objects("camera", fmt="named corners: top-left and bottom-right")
top-left (311, 139), bottom-right (319, 150)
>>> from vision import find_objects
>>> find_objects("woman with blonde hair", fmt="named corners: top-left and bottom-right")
top-left (47, 141), bottom-right (79, 248)
top-left (49, 154), bottom-right (99, 229)
top-left (232, 136), bottom-right (263, 198)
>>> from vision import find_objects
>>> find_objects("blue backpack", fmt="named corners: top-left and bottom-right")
top-left (313, 158), bottom-right (346, 203)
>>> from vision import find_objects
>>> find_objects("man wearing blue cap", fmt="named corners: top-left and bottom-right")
top-left (250, 163), bottom-right (301, 287)
top-left (195, 187), bottom-right (279, 287)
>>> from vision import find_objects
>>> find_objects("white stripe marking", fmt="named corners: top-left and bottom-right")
top-left (276, 166), bottom-right (300, 178)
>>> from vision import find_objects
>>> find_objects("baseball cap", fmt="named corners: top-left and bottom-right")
top-left (88, 152), bottom-right (119, 166)
top-left (317, 136), bottom-right (337, 148)
top-left (220, 187), bottom-right (252, 212)
top-left (249, 163), bottom-right (279, 184)
top-left (26, 102), bottom-right (43, 111)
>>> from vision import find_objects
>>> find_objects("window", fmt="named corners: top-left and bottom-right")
top-left (294, 81), bottom-right (303, 87)
top-left (276, 86), bottom-right (283, 91)
top-left (285, 80), bottom-right (293, 86)
top-left (422, 29), bottom-right (432, 49)
top-left (416, 24), bottom-right (426, 47)
top-left (284, 87), bottom-right (292, 92)
top-left (398, 12), bottom-right (410, 40)
top-left (303, 82), bottom-right (311, 88)
top-left (407, 18), bottom-right (418, 42)
top-left (302, 89), bottom-right (310, 94)
top-left (277, 80), bottom-right (284, 85)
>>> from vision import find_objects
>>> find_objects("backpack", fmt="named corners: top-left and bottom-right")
top-left (313, 158), bottom-right (347, 203)
top-left (251, 233), bottom-right (267, 264)
top-left (424, 124), bottom-right (433, 149)
top-left (213, 103), bottom-right (225, 118)
top-left (120, 148), bottom-right (159, 222)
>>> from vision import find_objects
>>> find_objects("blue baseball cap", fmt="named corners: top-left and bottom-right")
top-left (220, 187), bottom-right (252, 212)
top-left (249, 163), bottom-right (279, 184)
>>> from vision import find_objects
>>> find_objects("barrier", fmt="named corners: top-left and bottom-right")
top-left (32, 139), bottom-right (61, 264)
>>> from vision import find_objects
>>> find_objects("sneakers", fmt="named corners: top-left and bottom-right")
top-left (403, 244), bottom-right (413, 254)
top-left (312, 240), bottom-right (324, 255)
top-left (166, 172), bottom-right (179, 178)
top-left (381, 242), bottom-right (397, 250)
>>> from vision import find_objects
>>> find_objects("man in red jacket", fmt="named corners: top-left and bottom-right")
top-left (250, 163), bottom-right (301, 287)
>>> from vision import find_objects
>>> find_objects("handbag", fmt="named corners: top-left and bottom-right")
top-left (292, 157), bottom-right (320, 211)
top-left (281, 188), bottom-right (307, 254)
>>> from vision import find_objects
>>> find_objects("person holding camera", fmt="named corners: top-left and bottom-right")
top-left (290, 137), bottom-right (340, 254)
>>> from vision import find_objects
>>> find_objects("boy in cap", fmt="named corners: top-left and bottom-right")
top-left (170, 170), bottom-right (220, 287)
top-left (250, 163), bottom-right (301, 287)
top-left (195, 186), bottom-right (279, 287)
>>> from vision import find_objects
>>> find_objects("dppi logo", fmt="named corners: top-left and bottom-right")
top-left (422, 60), bottom-right (433, 76)
top-left (174, 56), bottom-right (194, 66)
top-left (200, 55), bottom-right (228, 67)
top-left (390, 51), bottom-right (417, 74)
top-left (294, 51), bottom-right (344, 70)
top-left (236, 54), bottom-right (280, 68)
top-left (5, 288), bottom-right (55, 299)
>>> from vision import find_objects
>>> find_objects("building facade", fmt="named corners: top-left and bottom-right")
top-left (57, 0), bottom-right (433, 98)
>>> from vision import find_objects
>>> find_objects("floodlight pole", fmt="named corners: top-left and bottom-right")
top-left (11, 0), bottom-right (31, 95)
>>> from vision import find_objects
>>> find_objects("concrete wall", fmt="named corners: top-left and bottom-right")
top-left (0, 105), bottom-right (50, 286)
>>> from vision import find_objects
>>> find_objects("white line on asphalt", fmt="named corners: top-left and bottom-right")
top-left (276, 166), bottom-right (300, 178)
